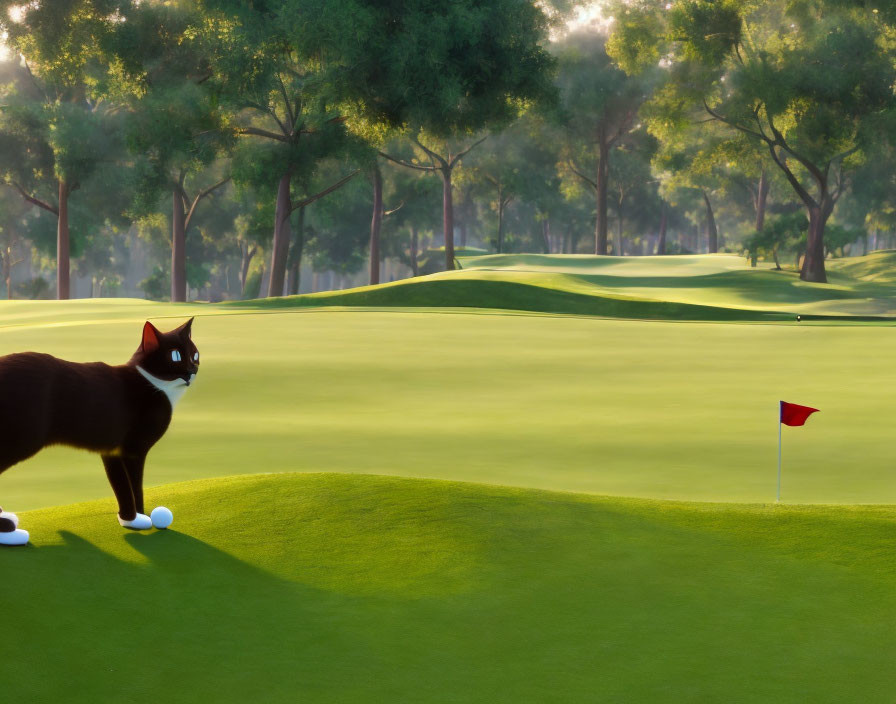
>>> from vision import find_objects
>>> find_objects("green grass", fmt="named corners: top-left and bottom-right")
top-left (3, 259), bottom-right (896, 701)
top-left (4, 473), bottom-right (895, 703)
top-left (233, 251), bottom-right (896, 319)
top-left (2, 299), bottom-right (896, 508)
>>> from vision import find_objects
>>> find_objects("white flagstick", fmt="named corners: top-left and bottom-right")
top-left (777, 401), bottom-right (782, 502)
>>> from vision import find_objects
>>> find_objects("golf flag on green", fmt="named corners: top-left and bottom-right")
top-left (777, 401), bottom-right (819, 501)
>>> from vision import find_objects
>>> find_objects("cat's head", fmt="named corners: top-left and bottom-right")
top-left (131, 318), bottom-right (200, 385)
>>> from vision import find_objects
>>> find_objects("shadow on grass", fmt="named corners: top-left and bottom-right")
top-left (1, 528), bottom-right (372, 701)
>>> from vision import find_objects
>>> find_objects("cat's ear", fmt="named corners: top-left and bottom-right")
top-left (142, 321), bottom-right (161, 354)
top-left (177, 317), bottom-right (194, 339)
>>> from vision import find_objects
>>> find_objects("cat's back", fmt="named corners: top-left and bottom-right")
top-left (0, 351), bottom-right (111, 390)
top-left (0, 351), bottom-right (140, 449)
top-left (0, 351), bottom-right (67, 390)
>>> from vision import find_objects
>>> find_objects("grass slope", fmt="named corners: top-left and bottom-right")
top-left (3, 473), bottom-right (895, 703)
top-left (3, 304), bottom-right (896, 508)
top-left (233, 251), bottom-right (896, 320)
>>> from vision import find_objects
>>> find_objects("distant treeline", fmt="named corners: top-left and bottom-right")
top-left (0, 0), bottom-right (892, 300)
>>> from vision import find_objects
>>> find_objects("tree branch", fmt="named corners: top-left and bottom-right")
top-left (703, 100), bottom-right (770, 144)
top-left (765, 111), bottom-right (825, 185)
top-left (411, 136), bottom-right (449, 168)
top-left (8, 182), bottom-right (58, 214)
top-left (379, 151), bottom-right (439, 172)
top-left (568, 162), bottom-right (598, 190)
top-left (290, 170), bottom-right (360, 213)
top-left (704, 101), bottom-right (820, 209)
top-left (767, 144), bottom-right (817, 210)
top-left (237, 126), bottom-right (290, 142)
top-left (384, 201), bottom-right (404, 217)
top-left (448, 136), bottom-right (488, 167)
top-left (184, 177), bottom-right (231, 231)
top-left (276, 72), bottom-right (295, 131)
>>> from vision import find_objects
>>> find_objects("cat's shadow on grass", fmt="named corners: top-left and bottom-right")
top-left (1, 527), bottom-right (381, 700)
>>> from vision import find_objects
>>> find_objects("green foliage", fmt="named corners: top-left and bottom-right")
top-left (140, 266), bottom-right (170, 301)
top-left (14, 275), bottom-right (50, 300)
top-left (306, 174), bottom-right (370, 274)
top-left (610, 0), bottom-right (896, 280)
top-left (743, 212), bottom-right (807, 268)
top-left (242, 267), bottom-right (263, 300)
top-left (319, 0), bottom-right (557, 136)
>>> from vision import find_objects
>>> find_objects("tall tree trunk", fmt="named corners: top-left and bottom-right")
top-left (755, 169), bottom-right (769, 232)
top-left (410, 226), bottom-right (419, 276)
top-left (267, 169), bottom-right (292, 297)
top-left (594, 138), bottom-right (609, 254)
top-left (288, 206), bottom-right (305, 296)
top-left (615, 201), bottom-right (623, 255)
top-left (442, 167), bottom-right (455, 270)
top-left (497, 193), bottom-right (505, 254)
top-left (801, 202), bottom-right (831, 283)
top-left (703, 191), bottom-right (718, 253)
top-left (656, 204), bottom-right (667, 255)
top-left (368, 166), bottom-right (383, 285)
top-left (542, 219), bottom-right (551, 254)
top-left (171, 188), bottom-right (187, 302)
top-left (239, 243), bottom-right (256, 294)
top-left (57, 180), bottom-right (70, 300)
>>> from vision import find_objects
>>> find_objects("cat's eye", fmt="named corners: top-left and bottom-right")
top-left (193, 352), bottom-right (199, 362)
top-left (171, 350), bottom-right (182, 362)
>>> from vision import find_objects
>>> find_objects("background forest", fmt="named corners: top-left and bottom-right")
top-left (0, 0), bottom-right (893, 301)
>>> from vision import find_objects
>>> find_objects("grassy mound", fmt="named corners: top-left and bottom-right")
top-left (826, 249), bottom-right (896, 282)
top-left (4, 473), bottom-right (894, 702)
top-left (231, 252), bottom-right (896, 320)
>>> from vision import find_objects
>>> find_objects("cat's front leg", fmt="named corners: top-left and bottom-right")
top-left (123, 453), bottom-right (147, 516)
top-left (101, 455), bottom-right (151, 530)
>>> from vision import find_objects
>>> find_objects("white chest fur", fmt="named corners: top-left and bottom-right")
top-left (136, 366), bottom-right (194, 408)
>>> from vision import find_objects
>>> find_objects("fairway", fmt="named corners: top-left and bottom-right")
top-left (4, 473), bottom-right (896, 703)
top-left (1, 294), bottom-right (896, 508)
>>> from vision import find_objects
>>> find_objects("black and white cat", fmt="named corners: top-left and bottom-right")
top-left (0, 319), bottom-right (199, 546)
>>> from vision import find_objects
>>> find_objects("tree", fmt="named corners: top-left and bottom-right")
top-left (330, 0), bottom-right (556, 271)
top-left (610, 0), bottom-right (896, 282)
top-left (556, 31), bottom-right (654, 254)
top-left (115, 0), bottom-right (233, 302)
top-left (381, 135), bottom-right (487, 267)
top-left (0, 3), bottom-right (127, 299)
top-left (743, 212), bottom-right (806, 269)
top-left (607, 130), bottom-right (660, 254)
top-left (378, 166), bottom-right (442, 277)
top-left (200, 0), bottom-right (363, 297)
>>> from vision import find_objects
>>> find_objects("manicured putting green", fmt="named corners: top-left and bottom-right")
top-left (1, 301), bottom-right (895, 508)
top-left (3, 473), bottom-right (895, 702)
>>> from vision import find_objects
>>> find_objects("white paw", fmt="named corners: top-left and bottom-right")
top-left (118, 513), bottom-right (153, 530)
top-left (0, 511), bottom-right (19, 528)
top-left (0, 528), bottom-right (29, 546)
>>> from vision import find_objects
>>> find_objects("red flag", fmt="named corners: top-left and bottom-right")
top-left (780, 401), bottom-right (819, 427)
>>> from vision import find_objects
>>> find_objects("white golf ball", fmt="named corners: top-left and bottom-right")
top-left (150, 506), bottom-right (173, 530)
